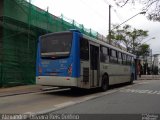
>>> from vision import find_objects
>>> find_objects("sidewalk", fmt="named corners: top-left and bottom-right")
top-left (137, 75), bottom-right (160, 80)
top-left (0, 85), bottom-right (43, 97)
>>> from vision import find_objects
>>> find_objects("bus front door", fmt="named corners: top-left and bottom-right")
top-left (90, 44), bottom-right (100, 87)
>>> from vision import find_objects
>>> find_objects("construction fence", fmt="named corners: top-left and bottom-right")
top-left (0, 0), bottom-right (107, 87)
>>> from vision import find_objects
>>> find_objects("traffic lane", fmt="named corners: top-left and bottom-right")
top-left (0, 80), bottom-right (154, 114)
top-left (0, 86), bottom-right (117, 113)
top-left (52, 80), bottom-right (160, 114)
top-left (0, 89), bottom-right (76, 113)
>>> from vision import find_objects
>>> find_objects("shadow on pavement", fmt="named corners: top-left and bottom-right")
top-left (43, 82), bottom-right (134, 97)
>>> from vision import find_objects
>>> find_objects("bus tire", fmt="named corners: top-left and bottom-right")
top-left (100, 75), bottom-right (109, 92)
top-left (130, 73), bottom-right (134, 84)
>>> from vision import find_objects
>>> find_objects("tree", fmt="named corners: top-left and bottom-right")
top-left (110, 24), bottom-right (149, 54)
top-left (136, 44), bottom-right (150, 57)
top-left (110, 25), bottom-right (132, 51)
top-left (114, 0), bottom-right (160, 22)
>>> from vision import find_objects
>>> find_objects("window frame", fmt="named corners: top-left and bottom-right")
top-left (80, 37), bottom-right (89, 61)
top-left (110, 49), bottom-right (118, 64)
top-left (100, 45), bottom-right (109, 63)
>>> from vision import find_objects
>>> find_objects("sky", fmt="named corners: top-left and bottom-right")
top-left (31, 0), bottom-right (159, 54)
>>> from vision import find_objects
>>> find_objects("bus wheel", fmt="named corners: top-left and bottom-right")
top-left (101, 75), bottom-right (109, 92)
top-left (130, 74), bottom-right (134, 84)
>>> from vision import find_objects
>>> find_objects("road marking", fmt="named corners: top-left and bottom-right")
top-left (120, 89), bottom-right (160, 95)
top-left (137, 82), bottom-right (150, 84)
top-left (81, 95), bottom-right (97, 101)
top-left (54, 101), bottom-right (75, 108)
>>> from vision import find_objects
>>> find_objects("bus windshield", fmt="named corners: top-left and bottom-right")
top-left (40, 32), bottom-right (72, 58)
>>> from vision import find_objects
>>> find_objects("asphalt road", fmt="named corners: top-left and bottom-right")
top-left (1, 80), bottom-right (160, 120)
top-left (53, 80), bottom-right (160, 114)
top-left (0, 83), bottom-right (130, 113)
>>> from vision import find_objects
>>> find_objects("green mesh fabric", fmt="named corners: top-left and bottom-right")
top-left (0, 0), bottom-right (104, 87)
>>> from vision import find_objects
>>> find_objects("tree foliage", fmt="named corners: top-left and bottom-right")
top-left (136, 44), bottom-right (150, 57)
top-left (110, 24), bottom-right (149, 55)
top-left (114, 0), bottom-right (160, 22)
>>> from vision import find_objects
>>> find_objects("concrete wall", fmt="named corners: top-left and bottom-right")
top-left (0, 0), bottom-right (3, 63)
top-left (0, 26), bottom-right (2, 62)
top-left (0, 0), bottom-right (3, 16)
top-left (1, 0), bottom-right (71, 32)
top-left (4, 0), bottom-right (50, 31)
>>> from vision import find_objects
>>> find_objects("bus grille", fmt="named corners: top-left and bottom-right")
top-left (83, 68), bottom-right (89, 82)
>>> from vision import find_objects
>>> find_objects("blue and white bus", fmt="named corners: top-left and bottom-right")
top-left (36, 30), bottom-right (136, 91)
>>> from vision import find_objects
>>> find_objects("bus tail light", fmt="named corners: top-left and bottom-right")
top-left (68, 64), bottom-right (72, 76)
top-left (39, 66), bottom-right (42, 74)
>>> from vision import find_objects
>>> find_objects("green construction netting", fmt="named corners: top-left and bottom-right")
top-left (0, 0), bottom-right (106, 87)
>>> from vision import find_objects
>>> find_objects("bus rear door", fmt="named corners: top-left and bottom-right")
top-left (90, 44), bottom-right (100, 87)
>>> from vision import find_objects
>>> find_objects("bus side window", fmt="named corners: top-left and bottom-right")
top-left (110, 49), bottom-right (118, 64)
top-left (80, 38), bottom-right (89, 60)
top-left (126, 55), bottom-right (130, 65)
top-left (127, 55), bottom-right (132, 65)
top-left (131, 57), bottom-right (134, 64)
top-left (118, 52), bottom-right (122, 64)
top-left (100, 46), bottom-right (109, 63)
top-left (122, 53), bottom-right (127, 65)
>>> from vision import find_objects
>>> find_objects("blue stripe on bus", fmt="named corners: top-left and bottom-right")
top-left (72, 32), bottom-right (80, 77)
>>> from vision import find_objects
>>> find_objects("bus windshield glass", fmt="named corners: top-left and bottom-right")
top-left (40, 32), bottom-right (72, 58)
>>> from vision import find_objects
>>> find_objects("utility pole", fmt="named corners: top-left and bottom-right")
top-left (108, 5), bottom-right (111, 44)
